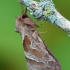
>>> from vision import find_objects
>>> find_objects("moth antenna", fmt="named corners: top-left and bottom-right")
top-left (25, 7), bottom-right (27, 14)
top-left (18, 3), bottom-right (25, 20)
top-left (18, 0), bottom-right (24, 13)
top-left (20, 4), bottom-right (28, 17)
top-left (21, 4), bottom-right (25, 14)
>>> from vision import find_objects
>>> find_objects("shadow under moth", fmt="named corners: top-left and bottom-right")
top-left (15, 6), bottom-right (61, 70)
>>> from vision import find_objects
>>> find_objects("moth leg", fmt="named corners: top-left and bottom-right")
top-left (39, 31), bottom-right (48, 34)
top-left (32, 30), bottom-right (47, 38)
top-left (32, 30), bottom-right (47, 39)
top-left (35, 24), bottom-right (42, 28)
top-left (32, 31), bottom-right (38, 39)
top-left (32, 31), bottom-right (43, 43)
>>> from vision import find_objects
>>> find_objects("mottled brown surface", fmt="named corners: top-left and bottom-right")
top-left (32, 49), bottom-right (42, 58)
top-left (23, 35), bottom-right (42, 58)
top-left (48, 61), bottom-right (55, 66)
top-left (26, 58), bottom-right (45, 67)
top-left (46, 67), bottom-right (51, 70)
top-left (23, 18), bottom-right (36, 28)
top-left (23, 35), bottom-right (31, 52)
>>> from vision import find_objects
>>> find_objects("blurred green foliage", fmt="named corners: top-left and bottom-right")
top-left (0, 0), bottom-right (70, 70)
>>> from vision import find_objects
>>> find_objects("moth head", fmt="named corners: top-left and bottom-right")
top-left (15, 12), bottom-right (28, 32)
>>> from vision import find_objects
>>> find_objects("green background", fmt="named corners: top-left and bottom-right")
top-left (0, 0), bottom-right (70, 70)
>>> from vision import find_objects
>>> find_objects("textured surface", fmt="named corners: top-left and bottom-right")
top-left (19, 0), bottom-right (70, 34)
top-left (15, 11), bottom-right (61, 70)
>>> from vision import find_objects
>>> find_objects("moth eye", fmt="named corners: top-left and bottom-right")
top-left (22, 15), bottom-right (27, 19)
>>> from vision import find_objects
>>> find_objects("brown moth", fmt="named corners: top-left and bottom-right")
top-left (15, 6), bottom-right (61, 70)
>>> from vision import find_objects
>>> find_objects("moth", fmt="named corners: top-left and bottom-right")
top-left (15, 6), bottom-right (61, 70)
